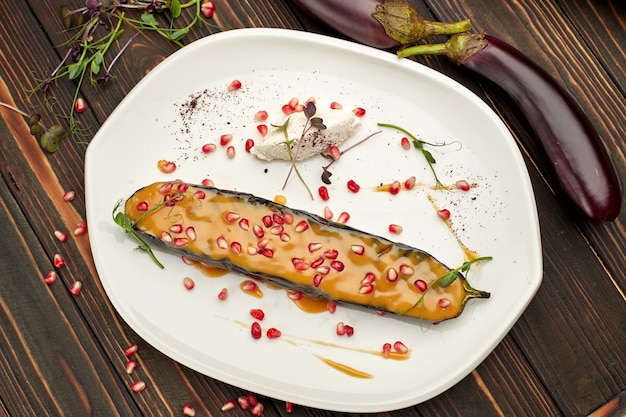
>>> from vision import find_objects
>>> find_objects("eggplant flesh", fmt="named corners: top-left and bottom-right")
top-left (124, 181), bottom-right (489, 322)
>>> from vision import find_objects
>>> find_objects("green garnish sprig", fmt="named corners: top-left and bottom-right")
top-left (0, 102), bottom-right (68, 152)
top-left (378, 122), bottom-right (454, 188)
top-left (403, 256), bottom-right (492, 314)
top-left (273, 101), bottom-right (325, 200)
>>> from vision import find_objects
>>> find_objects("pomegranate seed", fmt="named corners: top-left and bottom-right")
top-left (183, 277), bottom-right (195, 290)
top-left (344, 325), bottom-right (354, 337)
top-left (75, 97), bottom-right (86, 113)
top-left (317, 266), bottom-right (330, 275)
top-left (438, 298), bottom-right (451, 308)
top-left (308, 242), bottom-right (322, 253)
top-left (327, 300), bottom-right (337, 313)
top-left (248, 393), bottom-right (260, 407)
top-left (194, 190), bottom-right (206, 199)
top-left (404, 176), bottom-right (416, 190)
top-left (242, 280), bottom-right (258, 292)
top-left (359, 283), bottom-right (374, 294)
top-left (272, 213), bottom-right (285, 224)
top-left (288, 290), bottom-right (303, 300)
top-left (247, 246), bottom-right (258, 255)
top-left (254, 110), bottom-right (268, 121)
top-left (362, 272), bottom-right (376, 284)
top-left (337, 211), bottom-right (350, 224)
top-left (318, 185), bottom-right (330, 201)
top-left (252, 224), bottom-right (264, 238)
top-left (386, 268), bottom-right (398, 282)
top-left (282, 212), bottom-right (294, 224)
top-left (54, 230), bottom-right (68, 243)
top-left (63, 190), bottom-right (75, 202)
top-left (414, 279), bottom-right (428, 292)
top-left (227, 79), bottom-right (242, 91)
top-left (245, 138), bottom-right (255, 152)
top-left (159, 182), bottom-right (173, 193)
top-left (250, 309), bottom-right (265, 321)
top-left (169, 224), bottom-right (183, 233)
top-left (323, 206), bottom-right (333, 220)
top-left (351, 244), bottom-right (364, 255)
top-left (238, 396), bottom-right (250, 409)
top-left (352, 107), bottom-right (366, 117)
top-left (393, 341), bottom-right (409, 353)
top-left (282, 233), bottom-right (292, 244)
top-left (185, 227), bottom-right (196, 241)
top-left (201, 143), bottom-right (216, 154)
top-left (389, 181), bottom-right (401, 195)
top-left (399, 264), bottom-right (414, 276)
top-left (323, 249), bottom-right (338, 259)
top-left (217, 288), bottom-right (228, 300)
top-left (216, 235), bottom-right (228, 249)
top-left (382, 343), bottom-right (392, 357)
top-left (330, 101), bottom-right (343, 109)
top-left (136, 201), bottom-right (149, 211)
top-left (257, 237), bottom-right (270, 249)
top-left (330, 260), bottom-right (344, 271)
top-left (400, 137), bottom-right (411, 150)
top-left (221, 400), bottom-right (236, 411)
top-left (251, 321), bottom-right (262, 339)
top-left (336, 321), bottom-right (345, 336)
top-left (181, 256), bottom-right (194, 265)
top-left (294, 220), bottom-right (309, 232)
top-left (177, 183), bottom-right (189, 193)
top-left (124, 344), bottom-right (138, 357)
top-left (157, 160), bottom-right (176, 174)
top-left (225, 212), bottom-right (240, 222)
top-left (44, 271), bottom-right (57, 285)
top-left (182, 403), bottom-right (196, 417)
top-left (226, 145), bottom-right (236, 159)
top-left (259, 248), bottom-right (274, 258)
top-left (251, 403), bottom-right (264, 417)
top-left (160, 231), bottom-right (172, 243)
top-left (286, 401), bottom-right (294, 413)
top-left (388, 224), bottom-right (403, 234)
top-left (328, 145), bottom-right (341, 160)
top-left (310, 256), bottom-right (324, 268)
top-left (313, 274), bottom-right (324, 287)
top-left (53, 253), bottom-right (66, 268)
top-left (282, 103), bottom-right (296, 115)
top-left (346, 179), bottom-right (360, 193)
top-left (74, 222), bottom-right (88, 236)
top-left (174, 237), bottom-right (189, 247)
top-left (131, 381), bottom-right (146, 393)
top-left (257, 124), bottom-right (268, 136)
top-left (125, 359), bottom-right (138, 374)
top-left (238, 218), bottom-right (249, 230)
top-left (219, 134), bottom-right (233, 146)
top-left (262, 215), bottom-right (273, 227)
top-left (270, 225), bottom-right (284, 235)
top-left (267, 328), bottom-right (282, 338)
top-left (438, 209), bottom-right (451, 220)
top-left (456, 179), bottom-right (471, 191)
top-left (288, 97), bottom-right (299, 109)
top-left (201, 1), bottom-right (215, 17)
top-left (201, 178), bottom-right (214, 187)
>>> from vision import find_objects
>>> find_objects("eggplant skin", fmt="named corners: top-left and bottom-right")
top-left (290, 0), bottom-right (399, 49)
top-left (461, 35), bottom-right (622, 223)
top-left (125, 181), bottom-right (490, 323)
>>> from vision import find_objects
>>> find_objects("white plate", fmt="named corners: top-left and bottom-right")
top-left (85, 28), bottom-right (542, 412)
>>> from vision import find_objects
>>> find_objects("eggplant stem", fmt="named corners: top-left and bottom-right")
top-left (398, 33), bottom-right (488, 65)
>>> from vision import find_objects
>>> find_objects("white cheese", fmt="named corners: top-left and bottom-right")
top-left (250, 108), bottom-right (360, 161)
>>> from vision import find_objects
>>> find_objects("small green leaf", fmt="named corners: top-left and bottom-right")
top-left (67, 62), bottom-right (84, 80)
top-left (90, 59), bottom-right (101, 75)
top-left (169, 28), bottom-right (189, 42)
top-left (140, 12), bottom-right (159, 28)
top-left (170, 0), bottom-right (182, 18)
top-left (423, 149), bottom-right (436, 164)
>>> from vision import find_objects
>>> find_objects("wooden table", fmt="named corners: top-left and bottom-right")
top-left (1, 1), bottom-right (624, 416)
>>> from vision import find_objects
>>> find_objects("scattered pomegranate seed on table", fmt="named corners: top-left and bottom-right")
top-left (125, 359), bottom-right (138, 374)
top-left (382, 343), bottom-right (392, 357)
top-left (393, 341), bottom-right (409, 353)
top-left (201, 0), bottom-right (215, 18)
top-left (63, 190), bottom-right (75, 202)
top-left (352, 107), bottom-right (366, 117)
top-left (404, 175), bottom-right (416, 190)
top-left (44, 271), bottom-right (57, 285)
top-left (130, 381), bottom-right (146, 393)
top-left (69, 281), bottom-right (82, 296)
top-left (328, 145), bottom-right (341, 160)
top-left (221, 400), bottom-right (236, 411)
top-left (217, 288), bottom-right (228, 300)
top-left (266, 328), bottom-right (282, 338)
top-left (53, 253), bottom-right (65, 268)
top-left (74, 97), bottom-right (86, 113)
top-left (389, 180), bottom-right (401, 195)
top-left (337, 212), bottom-right (350, 224)
top-left (182, 403), bottom-right (196, 417)
top-left (54, 230), bottom-right (67, 242)
top-left (256, 124), bottom-right (268, 136)
top-left (124, 344), bottom-right (138, 357)
top-left (330, 101), bottom-right (343, 109)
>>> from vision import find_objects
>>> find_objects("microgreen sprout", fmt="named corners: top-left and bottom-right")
top-left (402, 256), bottom-right (492, 314)
top-left (319, 130), bottom-right (382, 184)
top-left (273, 101), bottom-right (325, 200)
top-left (378, 123), bottom-right (453, 188)
top-left (30, 0), bottom-right (221, 142)
top-left (0, 102), bottom-right (68, 152)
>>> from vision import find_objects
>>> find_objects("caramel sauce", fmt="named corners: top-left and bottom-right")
top-left (240, 279), bottom-right (263, 298)
top-left (426, 195), bottom-right (480, 261)
top-left (193, 262), bottom-right (228, 277)
top-left (291, 294), bottom-right (329, 314)
top-left (126, 181), bottom-right (471, 322)
top-left (314, 355), bottom-right (373, 379)
top-left (273, 194), bottom-right (287, 205)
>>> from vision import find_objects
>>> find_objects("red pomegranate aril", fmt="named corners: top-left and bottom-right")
top-left (245, 138), bottom-right (255, 152)
top-left (386, 268), bottom-right (398, 282)
top-left (251, 403), bottom-right (264, 417)
top-left (181, 255), bottom-right (194, 265)
top-left (351, 244), bottom-right (364, 255)
top-left (251, 321), bottom-right (262, 339)
top-left (63, 190), bottom-right (75, 202)
top-left (400, 137), bottom-right (411, 150)
top-left (250, 308), bottom-right (265, 321)
top-left (257, 237), bottom-right (270, 249)
top-left (313, 274), bottom-right (324, 287)
top-left (75, 97), bottom-right (87, 113)
top-left (253, 224), bottom-right (264, 238)
top-left (352, 107), bottom-right (366, 117)
top-left (272, 213), bottom-right (285, 224)
top-left (308, 242), bottom-right (322, 253)
top-left (257, 124), bottom-right (268, 136)
top-left (201, 143), bottom-right (217, 154)
top-left (362, 272), bottom-right (376, 284)
top-left (174, 237), bottom-right (188, 247)
top-left (247, 246), bottom-right (258, 255)
top-left (136, 201), bottom-right (149, 211)
top-left (225, 211), bottom-right (240, 223)
top-left (217, 287), bottom-right (228, 300)
top-left (270, 225), bottom-right (284, 235)
top-left (393, 341), bottom-right (409, 353)
top-left (160, 231), bottom-right (172, 243)
top-left (404, 176), bottom-right (416, 190)
top-left (438, 298), bottom-right (451, 309)
top-left (69, 281), bottom-right (82, 296)
top-left (344, 325), bottom-right (354, 336)
top-left (74, 222), bottom-right (88, 236)
top-left (282, 103), bottom-right (296, 115)
top-left (53, 253), bottom-right (66, 268)
top-left (185, 227), bottom-right (196, 240)
top-left (201, 1), bottom-right (215, 17)
top-left (182, 403), bottom-right (196, 417)
top-left (414, 279), bottom-right (428, 292)
top-left (323, 206), bottom-right (333, 220)
top-left (287, 290), bottom-right (303, 301)
top-left (310, 256), bottom-right (324, 268)
top-left (346, 179), bottom-right (360, 193)
top-left (317, 265), bottom-right (330, 275)
top-left (328, 145), bottom-right (341, 161)
top-left (327, 300), bottom-right (337, 313)
top-left (324, 249), bottom-right (338, 259)
top-left (399, 264), bottom-right (414, 276)
top-left (337, 212), bottom-right (350, 224)
top-left (131, 381), bottom-right (146, 393)
top-left (221, 400), bottom-right (236, 411)
top-left (125, 359), bottom-right (138, 374)
top-left (220, 134), bottom-right (233, 146)
top-left (227, 79), bottom-right (242, 91)
top-left (330, 260), bottom-right (344, 271)
top-left (159, 182), bottom-right (173, 193)
top-left (262, 215), bottom-right (273, 228)
top-left (195, 190), bottom-right (206, 200)
top-left (318, 185), bottom-right (330, 201)
top-left (456, 179), bottom-right (471, 191)
top-left (282, 212), bottom-right (294, 224)
top-left (216, 235), bottom-right (228, 249)
top-left (294, 220), bottom-right (309, 232)
top-left (382, 343), bottom-right (392, 357)
top-left (330, 101), bottom-right (343, 109)
top-left (292, 259), bottom-right (309, 271)
top-left (286, 401), bottom-right (294, 413)
top-left (44, 271), bottom-right (57, 285)
top-left (389, 181), bottom-right (401, 195)
top-left (254, 110), bottom-right (268, 122)
top-left (267, 328), bottom-right (282, 338)
top-left (359, 283), bottom-right (374, 294)
top-left (238, 218), bottom-right (249, 230)
top-left (169, 224), bottom-right (183, 233)
top-left (157, 160), bottom-right (176, 174)
top-left (238, 396), bottom-right (250, 409)
top-left (54, 230), bottom-right (68, 243)
top-left (259, 248), bottom-right (274, 258)
top-left (201, 178), bottom-right (214, 187)
top-left (388, 224), bottom-right (403, 234)
top-left (124, 344), bottom-right (138, 357)
top-left (281, 232), bottom-right (290, 243)
top-left (183, 277), bottom-right (195, 290)
top-left (336, 321), bottom-right (345, 336)
top-left (438, 209), bottom-right (451, 221)
top-left (226, 145), bottom-right (236, 159)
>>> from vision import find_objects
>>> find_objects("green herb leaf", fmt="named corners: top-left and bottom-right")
top-left (140, 12), bottom-right (159, 28)
top-left (169, 28), bottom-right (189, 42)
top-left (170, 0), bottom-right (182, 18)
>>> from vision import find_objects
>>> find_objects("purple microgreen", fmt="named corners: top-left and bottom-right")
top-left (273, 118), bottom-right (315, 200)
top-left (0, 102), bottom-right (68, 153)
top-left (319, 130), bottom-right (382, 184)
